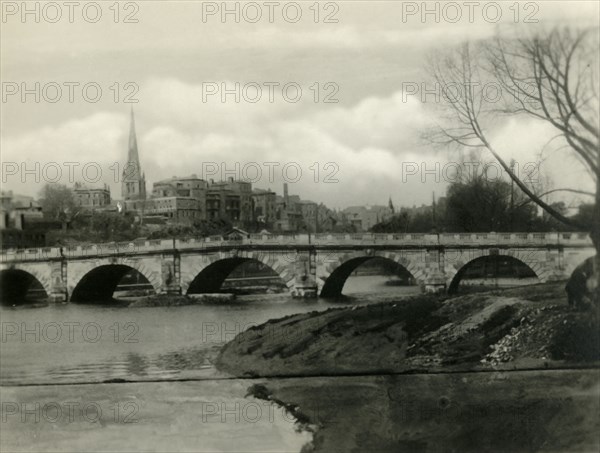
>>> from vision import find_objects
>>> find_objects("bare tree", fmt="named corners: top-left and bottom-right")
top-left (428, 27), bottom-right (599, 298)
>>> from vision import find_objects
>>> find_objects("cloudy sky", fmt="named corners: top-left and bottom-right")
top-left (1, 1), bottom-right (597, 209)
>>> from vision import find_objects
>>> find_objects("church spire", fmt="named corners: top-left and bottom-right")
top-left (122, 108), bottom-right (146, 201)
top-left (127, 107), bottom-right (140, 167)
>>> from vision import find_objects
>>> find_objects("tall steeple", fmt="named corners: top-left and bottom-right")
top-left (128, 107), bottom-right (140, 167)
top-left (122, 108), bottom-right (146, 201)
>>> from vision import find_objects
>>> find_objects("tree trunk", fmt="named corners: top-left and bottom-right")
top-left (592, 181), bottom-right (600, 306)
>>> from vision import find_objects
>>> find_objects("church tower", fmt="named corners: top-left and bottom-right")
top-left (121, 108), bottom-right (146, 201)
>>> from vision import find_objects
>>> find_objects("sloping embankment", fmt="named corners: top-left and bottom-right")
top-left (216, 282), bottom-right (600, 377)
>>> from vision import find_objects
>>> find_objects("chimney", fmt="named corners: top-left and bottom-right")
top-left (228, 176), bottom-right (234, 183)
top-left (283, 183), bottom-right (289, 205)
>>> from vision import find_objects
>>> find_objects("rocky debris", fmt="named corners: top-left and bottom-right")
top-left (481, 304), bottom-right (582, 366)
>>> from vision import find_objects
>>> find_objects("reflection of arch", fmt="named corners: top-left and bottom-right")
top-left (447, 254), bottom-right (539, 294)
top-left (319, 252), bottom-right (421, 298)
top-left (185, 257), bottom-right (291, 294)
top-left (71, 264), bottom-right (157, 302)
top-left (0, 268), bottom-right (50, 304)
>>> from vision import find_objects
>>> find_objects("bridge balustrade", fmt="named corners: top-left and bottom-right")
top-left (0, 232), bottom-right (593, 263)
top-left (373, 233), bottom-right (390, 241)
top-left (175, 238), bottom-right (203, 250)
top-left (131, 240), bottom-right (153, 253)
top-left (559, 232), bottom-right (591, 245)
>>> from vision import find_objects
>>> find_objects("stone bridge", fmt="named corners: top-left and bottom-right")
top-left (0, 232), bottom-right (594, 302)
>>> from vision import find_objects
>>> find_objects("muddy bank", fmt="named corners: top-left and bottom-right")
top-left (247, 369), bottom-right (599, 453)
top-left (217, 282), bottom-right (600, 377)
top-left (123, 293), bottom-right (236, 307)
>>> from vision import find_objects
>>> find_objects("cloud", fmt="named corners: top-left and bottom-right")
top-left (2, 73), bottom-right (593, 210)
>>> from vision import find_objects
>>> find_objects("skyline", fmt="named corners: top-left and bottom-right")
top-left (2, 1), bottom-right (598, 209)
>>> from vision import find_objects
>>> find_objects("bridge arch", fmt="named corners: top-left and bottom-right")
top-left (70, 261), bottom-right (160, 302)
top-left (446, 252), bottom-right (542, 294)
top-left (318, 251), bottom-right (423, 298)
top-left (0, 266), bottom-right (51, 304)
top-left (181, 251), bottom-right (295, 295)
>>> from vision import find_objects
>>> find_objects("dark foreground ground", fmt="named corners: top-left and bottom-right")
top-left (215, 282), bottom-right (600, 452)
top-left (254, 369), bottom-right (600, 453)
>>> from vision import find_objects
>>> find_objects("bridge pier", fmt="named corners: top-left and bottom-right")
top-left (423, 272), bottom-right (447, 293)
top-left (421, 249), bottom-right (447, 293)
top-left (289, 249), bottom-right (318, 298)
top-left (160, 253), bottom-right (182, 294)
top-left (291, 284), bottom-right (318, 298)
top-left (49, 261), bottom-right (68, 302)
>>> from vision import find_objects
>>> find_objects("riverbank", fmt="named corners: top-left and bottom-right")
top-left (217, 282), bottom-right (600, 377)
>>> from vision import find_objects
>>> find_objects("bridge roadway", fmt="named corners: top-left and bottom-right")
top-left (0, 232), bottom-right (594, 301)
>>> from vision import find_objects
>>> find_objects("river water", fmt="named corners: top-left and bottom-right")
top-left (1, 276), bottom-right (418, 385)
top-left (0, 276), bottom-right (418, 452)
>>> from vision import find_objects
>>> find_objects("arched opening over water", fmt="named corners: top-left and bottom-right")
top-left (0, 269), bottom-right (49, 305)
top-left (320, 256), bottom-right (418, 298)
top-left (187, 258), bottom-right (288, 295)
top-left (71, 265), bottom-right (155, 303)
top-left (448, 255), bottom-right (539, 295)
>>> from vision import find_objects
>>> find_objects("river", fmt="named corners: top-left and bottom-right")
top-left (0, 276), bottom-right (419, 452)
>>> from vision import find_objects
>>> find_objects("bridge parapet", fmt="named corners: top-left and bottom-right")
top-left (439, 232), bottom-right (591, 246)
top-left (1, 247), bottom-right (62, 262)
top-left (557, 232), bottom-right (591, 245)
top-left (0, 232), bottom-right (593, 263)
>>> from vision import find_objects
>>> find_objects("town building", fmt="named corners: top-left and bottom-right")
top-left (343, 205), bottom-right (394, 231)
top-left (274, 183), bottom-right (303, 232)
top-left (206, 178), bottom-right (253, 226)
top-left (0, 191), bottom-right (47, 248)
top-left (298, 200), bottom-right (319, 232)
top-left (144, 175), bottom-right (208, 222)
top-left (252, 188), bottom-right (277, 227)
top-left (73, 182), bottom-right (111, 209)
